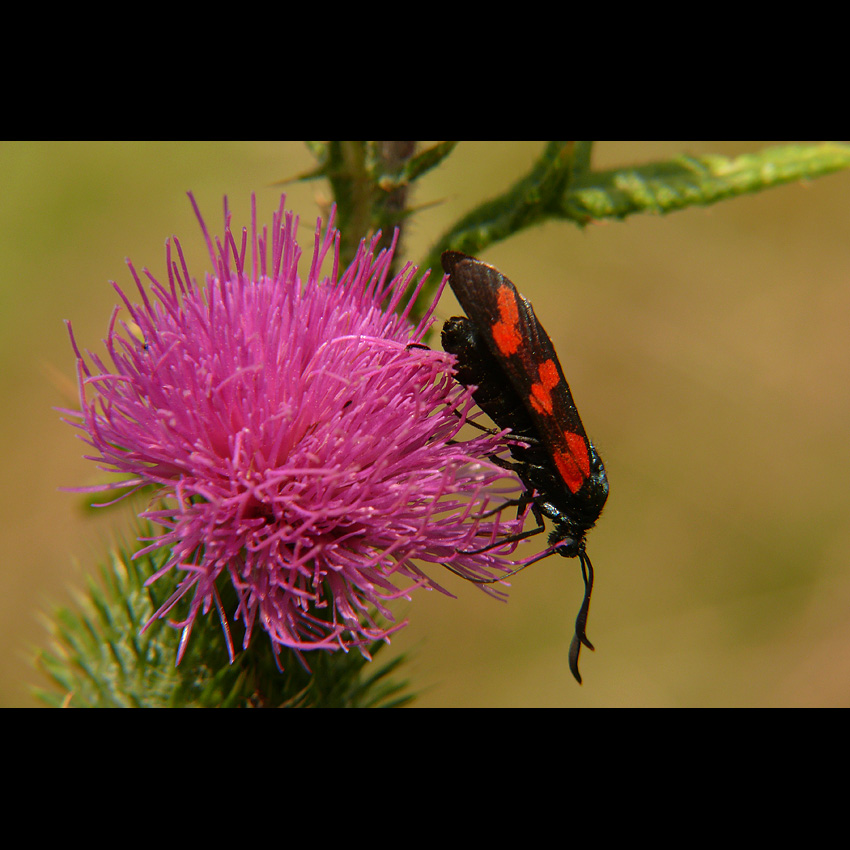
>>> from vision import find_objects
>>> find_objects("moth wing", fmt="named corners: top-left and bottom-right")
top-left (443, 251), bottom-right (593, 493)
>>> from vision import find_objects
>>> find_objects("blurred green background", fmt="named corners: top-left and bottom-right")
top-left (2, 141), bottom-right (848, 707)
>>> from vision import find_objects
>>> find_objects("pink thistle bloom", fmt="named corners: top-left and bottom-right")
top-left (62, 195), bottom-right (526, 666)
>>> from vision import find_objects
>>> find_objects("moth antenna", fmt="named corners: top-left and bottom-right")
top-left (568, 550), bottom-right (595, 684)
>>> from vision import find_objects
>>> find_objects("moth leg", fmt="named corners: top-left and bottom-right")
top-left (454, 490), bottom-right (544, 558)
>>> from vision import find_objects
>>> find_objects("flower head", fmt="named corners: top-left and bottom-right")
top-left (63, 195), bottom-right (525, 664)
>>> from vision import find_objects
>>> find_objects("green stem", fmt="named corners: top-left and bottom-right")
top-left (326, 141), bottom-right (372, 267)
top-left (415, 141), bottom-right (850, 316)
top-left (372, 141), bottom-right (417, 278)
top-left (563, 141), bottom-right (850, 220)
top-left (420, 141), bottom-right (576, 280)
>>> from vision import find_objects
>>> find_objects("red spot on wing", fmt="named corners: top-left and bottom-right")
top-left (554, 432), bottom-right (591, 494)
top-left (553, 433), bottom-right (591, 494)
top-left (553, 452), bottom-right (585, 494)
top-left (492, 286), bottom-right (522, 356)
top-left (529, 359), bottom-right (560, 416)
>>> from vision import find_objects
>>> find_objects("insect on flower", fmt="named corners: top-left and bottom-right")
top-left (440, 251), bottom-right (609, 683)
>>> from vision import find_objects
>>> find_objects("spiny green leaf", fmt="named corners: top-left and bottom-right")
top-left (413, 141), bottom-right (850, 318)
top-left (564, 142), bottom-right (850, 220)
top-left (34, 522), bottom-right (414, 708)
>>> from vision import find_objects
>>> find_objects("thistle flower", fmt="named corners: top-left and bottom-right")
top-left (62, 194), bottom-right (526, 666)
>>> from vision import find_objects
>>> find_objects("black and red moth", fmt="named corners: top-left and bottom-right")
top-left (440, 251), bottom-right (609, 684)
